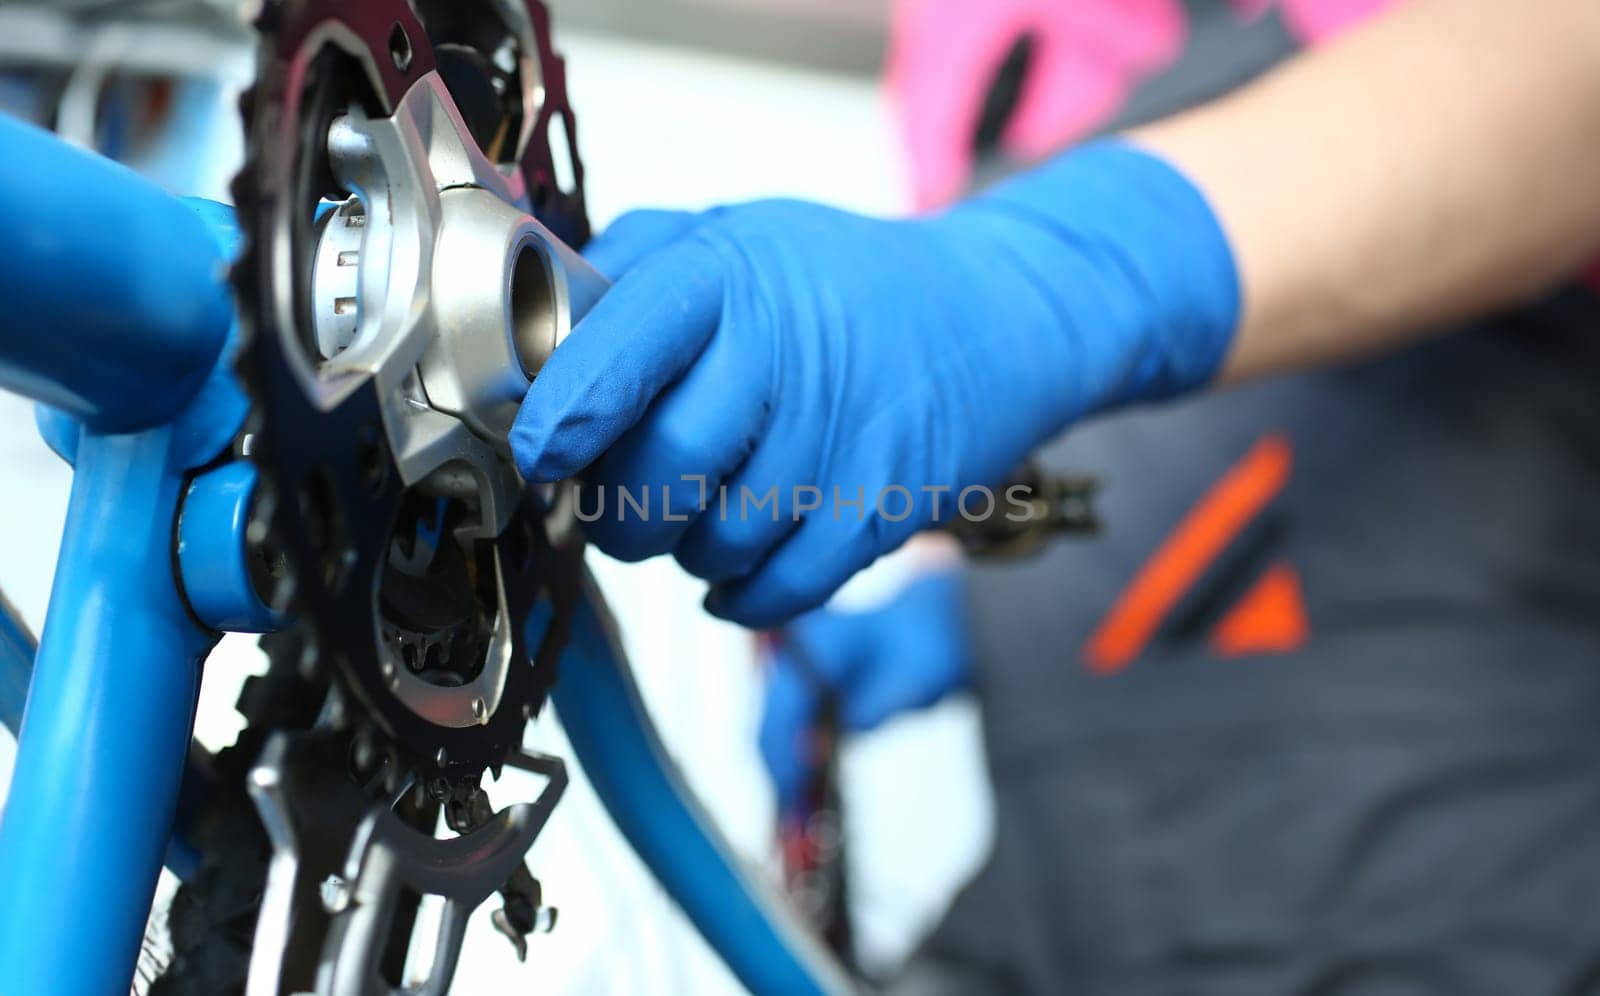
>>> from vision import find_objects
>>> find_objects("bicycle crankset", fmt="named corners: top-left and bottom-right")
top-left (154, 2), bottom-right (606, 992)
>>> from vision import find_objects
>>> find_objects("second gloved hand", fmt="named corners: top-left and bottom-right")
top-left (513, 142), bottom-right (1239, 628)
top-left (760, 566), bottom-right (971, 820)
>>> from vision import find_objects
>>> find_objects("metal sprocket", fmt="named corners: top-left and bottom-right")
top-left (149, 3), bottom-right (596, 991)
top-left (232, 0), bottom-right (589, 787)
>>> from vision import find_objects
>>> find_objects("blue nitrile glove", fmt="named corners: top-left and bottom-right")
top-left (513, 142), bottom-right (1239, 627)
top-left (760, 568), bottom-right (970, 818)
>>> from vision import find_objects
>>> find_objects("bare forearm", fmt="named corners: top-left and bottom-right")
top-left (1133, 0), bottom-right (1600, 382)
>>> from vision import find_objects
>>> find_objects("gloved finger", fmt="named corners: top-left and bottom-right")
top-left (581, 208), bottom-right (703, 280)
top-left (835, 572), bottom-right (969, 731)
top-left (783, 609), bottom-right (867, 688)
top-left (578, 326), bottom-right (772, 562)
top-left (842, 653), bottom-right (956, 731)
top-left (511, 240), bottom-right (726, 483)
top-left (757, 648), bottom-right (824, 820)
top-left (705, 512), bottom-right (888, 630)
top-left (671, 444), bottom-right (803, 585)
top-left (671, 361), bottom-right (842, 583)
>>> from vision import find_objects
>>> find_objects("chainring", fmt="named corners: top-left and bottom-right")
top-left (147, 3), bottom-right (596, 992)
top-left (233, 0), bottom-right (588, 787)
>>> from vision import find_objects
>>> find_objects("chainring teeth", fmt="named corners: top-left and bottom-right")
top-left (269, 0), bottom-right (439, 114)
top-left (519, 0), bottom-right (589, 246)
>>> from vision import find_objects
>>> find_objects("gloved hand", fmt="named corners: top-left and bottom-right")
top-left (513, 141), bottom-right (1239, 628)
top-left (760, 567), bottom-right (971, 819)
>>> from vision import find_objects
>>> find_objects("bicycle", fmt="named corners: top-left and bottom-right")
top-left (0, 2), bottom-right (849, 992)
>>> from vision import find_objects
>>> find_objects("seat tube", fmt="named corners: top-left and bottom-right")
top-left (0, 429), bottom-right (214, 995)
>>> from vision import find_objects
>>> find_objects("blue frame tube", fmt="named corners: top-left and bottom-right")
top-left (0, 430), bottom-right (215, 995)
top-left (0, 114), bottom-right (230, 431)
top-left (552, 581), bottom-right (855, 996)
top-left (0, 131), bottom-right (238, 992)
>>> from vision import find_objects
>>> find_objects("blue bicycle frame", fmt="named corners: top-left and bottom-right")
top-left (0, 114), bottom-right (848, 996)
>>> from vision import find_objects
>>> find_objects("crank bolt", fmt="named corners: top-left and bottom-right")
top-left (320, 875), bottom-right (352, 915)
